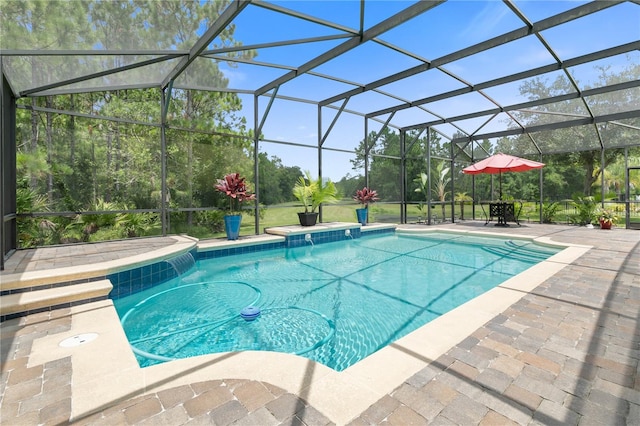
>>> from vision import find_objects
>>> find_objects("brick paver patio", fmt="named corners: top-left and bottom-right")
top-left (1, 222), bottom-right (639, 425)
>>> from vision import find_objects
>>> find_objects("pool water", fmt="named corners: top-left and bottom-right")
top-left (114, 232), bottom-right (560, 371)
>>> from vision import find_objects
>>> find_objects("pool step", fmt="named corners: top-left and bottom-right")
top-left (0, 280), bottom-right (113, 321)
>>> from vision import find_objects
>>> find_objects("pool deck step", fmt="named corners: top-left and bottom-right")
top-left (0, 280), bottom-right (113, 320)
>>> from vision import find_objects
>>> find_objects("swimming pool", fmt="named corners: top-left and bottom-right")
top-left (114, 232), bottom-right (561, 371)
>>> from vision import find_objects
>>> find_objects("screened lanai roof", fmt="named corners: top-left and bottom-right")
top-left (1, 0), bottom-right (639, 157)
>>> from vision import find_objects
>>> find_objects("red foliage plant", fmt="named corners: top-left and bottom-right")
top-left (215, 173), bottom-right (256, 213)
top-left (353, 187), bottom-right (379, 207)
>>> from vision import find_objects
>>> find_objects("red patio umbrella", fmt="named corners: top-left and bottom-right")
top-left (462, 153), bottom-right (544, 199)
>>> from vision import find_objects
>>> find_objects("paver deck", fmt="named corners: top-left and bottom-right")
top-left (1, 222), bottom-right (639, 425)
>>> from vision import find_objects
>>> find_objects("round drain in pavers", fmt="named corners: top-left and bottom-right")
top-left (59, 333), bottom-right (98, 347)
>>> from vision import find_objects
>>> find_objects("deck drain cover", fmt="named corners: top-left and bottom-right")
top-left (59, 333), bottom-right (98, 347)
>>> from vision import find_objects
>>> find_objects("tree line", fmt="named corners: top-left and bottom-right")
top-left (5, 1), bottom-right (638, 247)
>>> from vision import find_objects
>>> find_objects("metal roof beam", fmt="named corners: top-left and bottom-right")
top-left (17, 104), bottom-right (160, 127)
top-left (256, 1), bottom-right (444, 97)
top-left (321, 98), bottom-right (349, 146)
top-left (243, 3), bottom-right (435, 71)
top-left (257, 87), bottom-right (279, 136)
top-left (160, 0), bottom-right (250, 89)
top-left (20, 55), bottom-right (180, 97)
top-left (451, 110), bottom-right (640, 143)
top-left (609, 121), bottom-right (640, 131)
top-left (321, 0), bottom-right (623, 108)
top-left (366, 112), bottom-right (397, 154)
top-left (202, 34), bottom-right (352, 55)
top-left (204, 54), bottom-right (297, 71)
top-left (1, 58), bottom-right (18, 96)
top-left (25, 83), bottom-right (160, 97)
top-left (373, 39), bottom-right (430, 64)
top-left (0, 49), bottom-right (188, 56)
top-left (367, 40), bottom-right (639, 118)
top-left (252, 1), bottom-right (360, 35)
top-left (402, 79), bottom-right (640, 132)
top-left (172, 84), bottom-right (254, 95)
top-left (320, 63), bottom-right (431, 107)
top-left (507, 0), bottom-right (603, 150)
top-left (256, 93), bottom-right (317, 105)
top-left (404, 127), bottom-right (427, 155)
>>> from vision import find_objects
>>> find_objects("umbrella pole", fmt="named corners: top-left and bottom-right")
top-left (499, 172), bottom-right (502, 200)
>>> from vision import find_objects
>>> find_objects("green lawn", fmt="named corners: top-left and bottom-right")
top-left (179, 200), bottom-right (640, 240)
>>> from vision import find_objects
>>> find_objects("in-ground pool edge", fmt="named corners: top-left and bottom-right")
top-left (108, 223), bottom-right (395, 300)
top-left (26, 225), bottom-right (595, 426)
top-left (0, 235), bottom-right (198, 291)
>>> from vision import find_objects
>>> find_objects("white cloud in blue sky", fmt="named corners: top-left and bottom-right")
top-left (458, 1), bottom-right (511, 40)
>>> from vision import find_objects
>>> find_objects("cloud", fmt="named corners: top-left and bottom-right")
top-left (515, 45), bottom-right (555, 67)
top-left (219, 66), bottom-right (247, 87)
top-left (459, 3), bottom-right (510, 40)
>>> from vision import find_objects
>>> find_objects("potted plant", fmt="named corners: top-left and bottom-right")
top-left (215, 172), bottom-right (255, 240)
top-left (598, 208), bottom-right (618, 230)
top-left (454, 192), bottom-right (473, 221)
top-left (353, 187), bottom-right (379, 225)
top-left (292, 171), bottom-right (338, 226)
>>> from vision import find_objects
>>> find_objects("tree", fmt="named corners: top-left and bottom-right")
top-left (352, 126), bottom-right (443, 203)
top-left (257, 153), bottom-right (302, 205)
top-left (8, 1), bottom-right (261, 245)
top-left (508, 57), bottom-right (639, 196)
top-left (350, 128), bottom-right (399, 201)
top-left (336, 174), bottom-right (366, 202)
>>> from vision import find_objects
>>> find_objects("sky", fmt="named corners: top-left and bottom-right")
top-left (205, 0), bottom-right (640, 180)
top-left (5, 0), bottom-right (637, 181)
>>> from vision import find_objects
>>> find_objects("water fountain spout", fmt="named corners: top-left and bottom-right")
top-left (305, 233), bottom-right (314, 247)
top-left (166, 252), bottom-right (195, 276)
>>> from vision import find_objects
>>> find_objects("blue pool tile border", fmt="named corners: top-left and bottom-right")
top-left (107, 248), bottom-right (197, 300)
top-left (108, 228), bottom-right (392, 301)
top-left (360, 227), bottom-right (395, 237)
top-left (285, 227), bottom-right (361, 248)
top-left (197, 241), bottom-right (285, 260)
top-left (108, 242), bottom-right (288, 300)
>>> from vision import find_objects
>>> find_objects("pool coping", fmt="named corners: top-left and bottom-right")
top-left (0, 235), bottom-right (198, 290)
top-left (25, 224), bottom-right (592, 425)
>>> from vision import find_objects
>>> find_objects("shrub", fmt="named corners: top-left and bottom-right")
top-left (194, 210), bottom-right (225, 233)
top-left (542, 202), bottom-right (561, 223)
top-left (569, 195), bottom-right (597, 226)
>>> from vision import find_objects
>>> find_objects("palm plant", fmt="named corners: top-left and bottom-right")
top-left (80, 198), bottom-right (120, 235)
top-left (569, 194), bottom-right (598, 225)
top-left (293, 170), bottom-right (338, 213)
top-left (16, 185), bottom-right (52, 247)
top-left (116, 211), bottom-right (161, 237)
top-left (433, 161), bottom-right (451, 217)
top-left (542, 201), bottom-right (561, 223)
top-left (454, 192), bottom-right (473, 220)
top-left (413, 172), bottom-right (429, 221)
